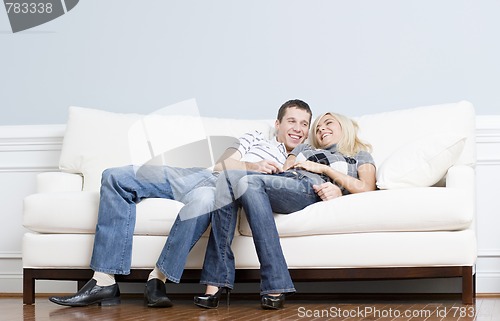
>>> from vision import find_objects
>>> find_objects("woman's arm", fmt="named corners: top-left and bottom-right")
top-left (292, 161), bottom-right (376, 194)
top-left (283, 154), bottom-right (296, 171)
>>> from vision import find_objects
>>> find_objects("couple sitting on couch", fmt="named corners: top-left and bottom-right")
top-left (49, 99), bottom-right (377, 310)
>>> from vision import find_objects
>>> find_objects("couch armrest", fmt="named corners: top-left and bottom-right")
top-left (37, 172), bottom-right (83, 193)
top-left (446, 165), bottom-right (477, 237)
top-left (445, 165), bottom-right (475, 190)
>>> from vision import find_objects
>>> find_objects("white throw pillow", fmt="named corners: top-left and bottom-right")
top-left (376, 134), bottom-right (466, 189)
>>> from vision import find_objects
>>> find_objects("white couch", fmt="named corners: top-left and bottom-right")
top-left (22, 101), bottom-right (477, 304)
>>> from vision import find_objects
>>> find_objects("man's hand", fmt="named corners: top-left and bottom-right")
top-left (246, 160), bottom-right (283, 174)
top-left (313, 182), bottom-right (342, 201)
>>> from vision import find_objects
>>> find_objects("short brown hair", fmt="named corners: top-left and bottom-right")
top-left (276, 99), bottom-right (312, 124)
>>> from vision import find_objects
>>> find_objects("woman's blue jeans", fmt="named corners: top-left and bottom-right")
top-left (200, 171), bottom-right (321, 295)
top-left (89, 165), bottom-right (220, 283)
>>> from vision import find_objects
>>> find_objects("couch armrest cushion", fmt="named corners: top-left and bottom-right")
top-left (36, 172), bottom-right (83, 193)
top-left (445, 165), bottom-right (475, 190)
top-left (376, 134), bottom-right (466, 189)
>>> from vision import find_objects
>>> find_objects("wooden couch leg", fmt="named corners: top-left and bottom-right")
top-left (23, 269), bottom-right (35, 305)
top-left (462, 266), bottom-right (474, 305)
top-left (77, 280), bottom-right (86, 290)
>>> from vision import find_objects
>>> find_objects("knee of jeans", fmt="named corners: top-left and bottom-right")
top-left (184, 186), bottom-right (215, 207)
top-left (235, 175), bottom-right (262, 199)
top-left (198, 187), bottom-right (216, 204)
top-left (101, 166), bottom-right (130, 186)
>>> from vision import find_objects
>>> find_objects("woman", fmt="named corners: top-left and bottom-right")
top-left (195, 112), bottom-right (377, 309)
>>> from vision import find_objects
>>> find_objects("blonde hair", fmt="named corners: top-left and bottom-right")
top-left (310, 112), bottom-right (372, 156)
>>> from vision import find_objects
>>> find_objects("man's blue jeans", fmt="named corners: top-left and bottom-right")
top-left (200, 171), bottom-right (321, 295)
top-left (90, 165), bottom-right (219, 283)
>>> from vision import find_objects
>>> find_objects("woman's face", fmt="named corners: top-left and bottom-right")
top-left (315, 115), bottom-right (342, 148)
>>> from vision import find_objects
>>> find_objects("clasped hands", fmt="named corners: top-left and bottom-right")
top-left (248, 159), bottom-right (342, 201)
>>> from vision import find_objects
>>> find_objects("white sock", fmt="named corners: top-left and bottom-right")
top-left (93, 272), bottom-right (115, 287)
top-left (148, 267), bottom-right (167, 283)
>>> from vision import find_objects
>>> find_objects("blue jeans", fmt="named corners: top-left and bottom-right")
top-left (90, 165), bottom-right (218, 283)
top-left (199, 171), bottom-right (246, 289)
top-left (201, 171), bottom-right (321, 295)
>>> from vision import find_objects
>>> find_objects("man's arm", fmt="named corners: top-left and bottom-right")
top-left (214, 148), bottom-right (282, 174)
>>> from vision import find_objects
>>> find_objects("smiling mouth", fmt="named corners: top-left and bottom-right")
top-left (289, 134), bottom-right (302, 140)
top-left (321, 133), bottom-right (332, 140)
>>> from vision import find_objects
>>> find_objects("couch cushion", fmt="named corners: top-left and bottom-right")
top-left (376, 134), bottom-right (466, 189)
top-left (23, 192), bottom-right (184, 235)
top-left (22, 233), bottom-right (210, 269)
top-left (239, 187), bottom-right (473, 237)
top-left (59, 105), bottom-right (273, 191)
top-left (23, 230), bottom-right (476, 269)
top-left (232, 229), bottom-right (477, 268)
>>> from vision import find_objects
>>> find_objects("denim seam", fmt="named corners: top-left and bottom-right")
top-left (90, 266), bottom-right (130, 275)
top-left (119, 202), bottom-right (133, 274)
top-left (199, 280), bottom-right (234, 290)
top-left (261, 287), bottom-right (296, 296)
top-left (164, 270), bottom-right (181, 284)
top-left (157, 220), bottom-right (177, 279)
top-left (220, 207), bottom-right (232, 286)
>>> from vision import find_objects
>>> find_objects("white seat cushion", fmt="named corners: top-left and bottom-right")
top-left (23, 192), bottom-right (184, 236)
top-left (239, 187), bottom-right (473, 237)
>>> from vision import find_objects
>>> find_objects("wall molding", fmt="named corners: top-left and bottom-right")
top-left (0, 124), bottom-right (65, 150)
top-left (0, 167), bottom-right (59, 173)
top-left (475, 116), bottom-right (500, 166)
top-left (478, 250), bottom-right (500, 258)
top-left (476, 116), bottom-right (500, 141)
top-left (0, 252), bottom-right (22, 259)
top-left (0, 125), bottom-right (64, 173)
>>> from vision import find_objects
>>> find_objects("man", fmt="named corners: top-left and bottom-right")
top-left (49, 99), bottom-right (313, 307)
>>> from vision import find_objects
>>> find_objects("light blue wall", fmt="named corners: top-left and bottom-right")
top-left (1, 0), bottom-right (499, 125)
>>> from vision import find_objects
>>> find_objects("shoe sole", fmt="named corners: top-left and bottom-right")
top-left (49, 297), bottom-right (120, 307)
top-left (194, 302), bottom-right (219, 309)
top-left (145, 298), bottom-right (173, 308)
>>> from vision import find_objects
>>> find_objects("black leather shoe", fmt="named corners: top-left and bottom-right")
top-left (194, 287), bottom-right (231, 309)
top-left (261, 293), bottom-right (285, 310)
top-left (144, 279), bottom-right (173, 308)
top-left (49, 279), bottom-right (120, 307)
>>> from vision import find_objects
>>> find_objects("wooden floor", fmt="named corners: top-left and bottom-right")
top-left (2, 295), bottom-right (499, 321)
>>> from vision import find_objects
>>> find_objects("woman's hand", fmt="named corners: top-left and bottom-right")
top-left (283, 155), bottom-right (297, 171)
top-left (292, 161), bottom-right (328, 175)
top-left (313, 182), bottom-right (342, 201)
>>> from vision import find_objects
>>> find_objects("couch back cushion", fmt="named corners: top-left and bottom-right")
top-left (354, 100), bottom-right (475, 188)
top-left (354, 100), bottom-right (475, 167)
top-left (59, 106), bottom-right (273, 191)
top-left (59, 101), bottom-right (475, 191)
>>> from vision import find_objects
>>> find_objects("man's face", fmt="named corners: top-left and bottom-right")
top-left (275, 107), bottom-right (310, 153)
